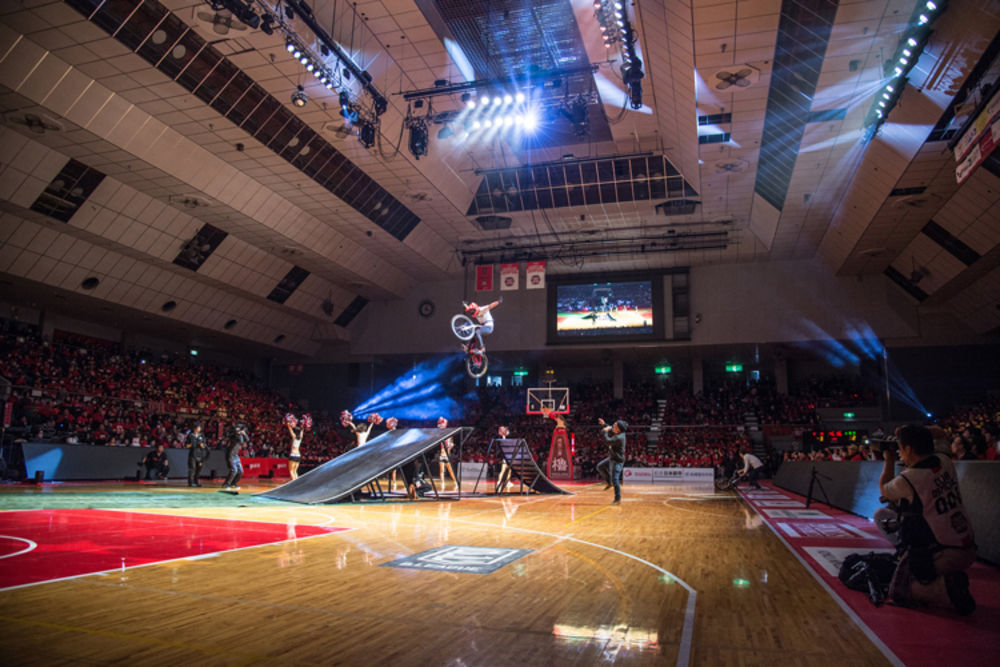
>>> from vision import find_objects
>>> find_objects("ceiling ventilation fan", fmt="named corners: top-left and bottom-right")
top-left (195, 8), bottom-right (248, 35)
top-left (715, 69), bottom-right (754, 90)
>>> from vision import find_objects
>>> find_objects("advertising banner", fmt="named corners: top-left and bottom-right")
top-left (500, 263), bottom-right (519, 290)
top-left (475, 264), bottom-right (494, 291)
top-left (526, 261), bottom-right (546, 289)
top-left (622, 467), bottom-right (714, 483)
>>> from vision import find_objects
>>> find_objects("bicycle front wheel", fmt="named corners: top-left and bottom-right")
top-left (466, 351), bottom-right (488, 378)
top-left (451, 314), bottom-right (476, 341)
top-left (714, 476), bottom-right (734, 491)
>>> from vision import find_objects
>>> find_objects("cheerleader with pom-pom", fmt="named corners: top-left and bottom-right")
top-left (496, 425), bottom-right (515, 492)
top-left (436, 417), bottom-right (459, 492)
top-left (342, 410), bottom-right (381, 447)
top-left (285, 413), bottom-right (310, 480)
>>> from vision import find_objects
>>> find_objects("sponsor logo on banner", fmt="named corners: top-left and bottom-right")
top-left (476, 264), bottom-right (494, 291)
top-left (622, 468), bottom-right (653, 483)
top-left (459, 462), bottom-right (487, 481)
top-left (500, 262), bottom-right (519, 290)
top-left (622, 467), bottom-right (714, 483)
top-left (954, 87), bottom-right (1000, 162)
top-left (526, 260), bottom-right (545, 289)
top-left (956, 120), bottom-right (1000, 184)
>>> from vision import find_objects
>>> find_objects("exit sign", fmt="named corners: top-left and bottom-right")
top-left (725, 363), bottom-right (743, 372)
top-left (655, 366), bottom-right (672, 374)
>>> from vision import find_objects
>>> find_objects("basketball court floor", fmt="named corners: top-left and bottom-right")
top-left (0, 478), bottom-right (995, 665)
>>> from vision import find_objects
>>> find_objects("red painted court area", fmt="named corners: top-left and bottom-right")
top-left (0, 509), bottom-right (347, 590)
top-left (741, 482), bottom-right (999, 667)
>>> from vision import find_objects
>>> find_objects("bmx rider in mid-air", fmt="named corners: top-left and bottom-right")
top-left (462, 297), bottom-right (501, 353)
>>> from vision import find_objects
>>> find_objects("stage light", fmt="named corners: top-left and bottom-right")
top-left (358, 120), bottom-right (375, 148)
top-left (523, 111), bottom-right (539, 131)
top-left (504, 94), bottom-right (513, 105)
top-left (305, 62), bottom-right (315, 72)
top-left (472, 120), bottom-right (482, 129)
top-left (515, 92), bottom-right (526, 104)
top-left (615, 1), bottom-right (623, 7)
top-left (484, 119), bottom-right (492, 128)
top-left (291, 85), bottom-right (307, 107)
top-left (492, 96), bottom-right (502, 106)
top-left (918, 13), bottom-right (929, 23)
top-left (878, 101), bottom-right (886, 108)
top-left (286, 41), bottom-right (295, 53)
top-left (594, 1), bottom-right (601, 8)
top-left (339, 90), bottom-right (350, 107)
top-left (438, 124), bottom-right (454, 139)
top-left (894, 66), bottom-right (903, 76)
top-left (407, 119), bottom-right (428, 159)
top-left (260, 13), bottom-right (275, 35)
top-left (908, 37), bottom-right (918, 46)
top-left (503, 115), bottom-right (514, 127)
top-left (926, 1), bottom-right (937, 9)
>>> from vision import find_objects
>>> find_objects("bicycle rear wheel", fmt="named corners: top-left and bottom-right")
top-left (466, 351), bottom-right (488, 378)
top-left (714, 476), bottom-right (734, 491)
top-left (451, 314), bottom-right (476, 341)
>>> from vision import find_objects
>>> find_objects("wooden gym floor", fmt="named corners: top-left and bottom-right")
top-left (0, 479), bottom-right (963, 665)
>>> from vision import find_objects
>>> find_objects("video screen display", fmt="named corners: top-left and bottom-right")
top-left (552, 279), bottom-right (657, 340)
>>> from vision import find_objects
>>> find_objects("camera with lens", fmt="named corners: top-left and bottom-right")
top-left (870, 435), bottom-right (898, 453)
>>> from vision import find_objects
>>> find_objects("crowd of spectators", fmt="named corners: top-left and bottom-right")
top-left (0, 331), bottom-right (351, 464)
top-left (5, 326), bottom-right (995, 481)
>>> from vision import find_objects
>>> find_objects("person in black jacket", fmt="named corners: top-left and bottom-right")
top-left (141, 443), bottom-right (169, 480)
top-left (596, 418), bottom-right (628, 504)
top-left (185, 423), bottom-right (208, 487)
top-left (222, 423), bottom-right (249, 491)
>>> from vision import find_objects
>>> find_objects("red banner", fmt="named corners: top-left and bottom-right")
top-left (240, 457), bottom-right (290, 478)
top-left (500, 263), bottom-right (519, 290)
top-left (475, 264), bottom-right (494, 291)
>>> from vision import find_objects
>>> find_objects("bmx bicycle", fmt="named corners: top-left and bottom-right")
top-left (451, 307), bottom-right (488, 378)
top-left (714, 470), bottom-right (746, 491)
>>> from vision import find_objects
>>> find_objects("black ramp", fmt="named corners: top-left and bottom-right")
top-left (257, 428), bottom-right (459, 504)
top-left (496, 438), bottom-right (571, 495)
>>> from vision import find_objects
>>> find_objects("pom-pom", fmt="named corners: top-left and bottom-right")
top-left (301, 414), bottom-right (313, 430)
top-left (498, 426), bottom-right (510, 438)
top-left (339, 410), bottom-right (353, 427)
top-left (385, 417), bottom-right (398, 430)
top-left (437, 417), bottom-right (448, 428)
top-left (367, 413), bottom-right (383, 425)
top-left (285, 413), bottom-right (298, 428)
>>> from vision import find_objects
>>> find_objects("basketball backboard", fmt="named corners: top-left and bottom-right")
top-left (526, 387), bottom-right (570, 415)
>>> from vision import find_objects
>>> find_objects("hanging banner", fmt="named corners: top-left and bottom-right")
top-left (526, 260), bottom-right (546, 289)
top-left (475, 264), bottom-right (494, 291)
top-left (500, 263), bottom-right (519, 290)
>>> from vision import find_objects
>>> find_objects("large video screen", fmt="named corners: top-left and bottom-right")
top-left (548, 273), bottom-right (663, 343)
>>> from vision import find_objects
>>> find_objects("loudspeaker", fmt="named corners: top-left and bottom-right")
top-left (34, 470), bottom-right (44, 484)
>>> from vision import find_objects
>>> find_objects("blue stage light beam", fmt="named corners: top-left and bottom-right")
top-left (353, 356), bottom-right (466, 421)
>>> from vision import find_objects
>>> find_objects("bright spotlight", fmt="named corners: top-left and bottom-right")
top-left (907, 37), bottom-right (918, 46)
top-left (918, 13), bottom-right (929, 23)
top-left (467, 99), bottom-right (476, 109)
top-left (515, 92), bottom-right (526, 104)
top-left (614, 1), bottom-right (623, 8)
top-left (472, 120), bottom-right (481, 129)
top-left (503, 94), bottom-right (513, 105)
top-left (503, 115), bottom-right (514, 127)
top-left (286, 42), bottom-right (295, 53)
top-left (886, 84), bottom-right (895, 92)
top-left (878, 101), bottom-right (886, 108)
top-left (484, 119), bottom-right (492, 127)
top-left (926, 1), bottom-right (937, 10)
top-left (523, 111), bottom-right (539, 132)
top-left (894, 67), bottom-right (903, 76)
top-left (492, 96), bottom-right (502, 106)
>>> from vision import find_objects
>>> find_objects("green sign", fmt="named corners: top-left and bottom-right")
top-left (654, 366), bottom-right (672, 375)
top-left (725, 363), bottom-right (742, 372)
top-left (843, 412), bottom-right (855, 419)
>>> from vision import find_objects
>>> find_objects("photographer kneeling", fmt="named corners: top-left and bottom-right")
top-left (875, 424), bottom-right (977, 615)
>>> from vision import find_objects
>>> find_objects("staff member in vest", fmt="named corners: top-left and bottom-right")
top-left (221, 422), bottom-right (249, 491)
top-left (596, 418), bottom-right (627, 504)
top-left (739, 451), bottom-right (764, 489)
top-left (185, 423), bottom-right (208, 487)
top-left (877, 424), bottom-right (977, 614)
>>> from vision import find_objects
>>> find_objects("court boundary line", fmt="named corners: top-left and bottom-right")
top-left (0, 535), bottom-right (37, 559)
top-left (740, 489), bottom-right (904, 667)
